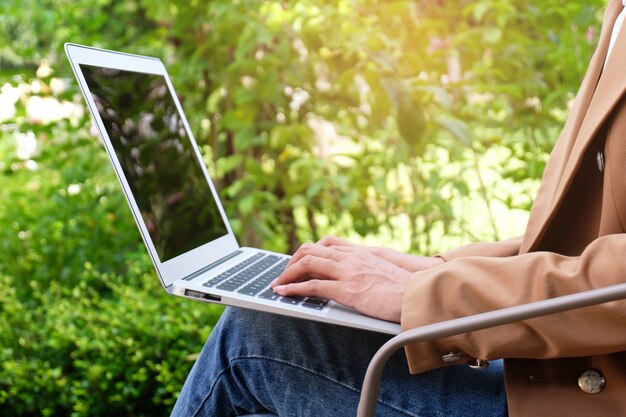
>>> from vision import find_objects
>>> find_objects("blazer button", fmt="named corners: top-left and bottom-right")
top-left (578, 369), bottom-right (605, 395)
top-left (468, 359), bottom-right (489, 370)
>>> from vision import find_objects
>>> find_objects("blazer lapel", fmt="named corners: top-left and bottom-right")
top-left (553, 21), bottom-right (626, 199)
top-left (521, 0), bottom-right (622, 253)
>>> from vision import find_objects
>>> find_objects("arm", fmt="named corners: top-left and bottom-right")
top-left (271, 235), bottom-right (520, 322)
top-left (402, 233), bottom-right (626, 374)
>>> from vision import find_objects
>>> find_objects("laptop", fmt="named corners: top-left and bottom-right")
top-left (65, 43), bottom-right (400, 335)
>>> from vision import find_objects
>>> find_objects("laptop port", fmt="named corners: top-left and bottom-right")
top-left (184, 289), bottom-right (222, 302)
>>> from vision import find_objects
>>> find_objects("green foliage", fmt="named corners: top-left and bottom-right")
top-left (136, 0), bottom-right (605, 251)
top-left (0, 68), bottom-right (222, 415)
top-left (0, 0), bottom-right (161, 68)
top-left (0, 0), bottom-right (606, 415)
top-left (0, 266), bottom-right (221, 417)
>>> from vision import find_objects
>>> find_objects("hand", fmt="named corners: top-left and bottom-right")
top-left (311, 235), bottom-right (444, 272)
top-left (270, 237), bottom-right (444, 323)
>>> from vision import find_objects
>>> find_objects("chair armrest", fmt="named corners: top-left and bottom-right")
top-left (357, 282), bottom-right (626, 417)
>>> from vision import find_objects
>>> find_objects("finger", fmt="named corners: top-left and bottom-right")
top-left (326, 246), bottom-right (410, 270)
top-left (286, 242), bottom-right (344, 269)
top-left (317, 235), bottom-right (357, 248)
top-left (273, 254), bottom-right (342, 287)
top-left (326, 245), bottom-right (366, 254)
top-left (273, 279), bottom-right (342, 302)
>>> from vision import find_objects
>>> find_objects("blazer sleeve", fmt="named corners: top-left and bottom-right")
top-left (401, 233), bottom-right (626, 374)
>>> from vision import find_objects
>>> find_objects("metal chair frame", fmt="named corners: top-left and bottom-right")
top-left (357, 282), bottom-right (626, 417)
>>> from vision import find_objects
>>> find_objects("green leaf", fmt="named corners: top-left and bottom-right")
top-left (206, 87), bottom-right (224, 113)
top-left (217, 154), bottom-right (244, 174)
top-left (290, 194), bottom-right (307, 207)
top-left (396, 94), bottom-right (427, 155)
top-left (238, 194), bottom-right (255, 215)
top-left (433, 114), bottom-right (471, 147)
top-left (306, 179), bottom-right (325, 198)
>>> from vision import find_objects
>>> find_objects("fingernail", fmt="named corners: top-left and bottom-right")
top-left (273, 285), bottom-right (285, 294)
top-left (270, 279), bottom-right (278, 288)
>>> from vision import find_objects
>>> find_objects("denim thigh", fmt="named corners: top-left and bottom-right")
top-left (171, 307), bottom-right (507, 417)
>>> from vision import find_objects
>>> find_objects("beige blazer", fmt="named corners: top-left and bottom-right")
top-left (401, 1), bottom-right (626, 415)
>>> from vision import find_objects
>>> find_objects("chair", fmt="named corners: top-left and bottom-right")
top-left (357, 282), bottom-right (626, 417)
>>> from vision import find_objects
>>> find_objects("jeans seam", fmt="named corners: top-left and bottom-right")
top-left (190, 365), bottom-right (232, 417)
top-left (226, 355), bottom-right (417, 417)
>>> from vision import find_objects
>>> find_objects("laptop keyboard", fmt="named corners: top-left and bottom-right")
top-left (202, 253), bottom-right (330, 311)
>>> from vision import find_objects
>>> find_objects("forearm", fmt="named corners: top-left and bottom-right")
top-left (401, 233), bottom-right (626, 374)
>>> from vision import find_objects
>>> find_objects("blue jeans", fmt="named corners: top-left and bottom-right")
top-left (171, 307), bottom-right (507, 417)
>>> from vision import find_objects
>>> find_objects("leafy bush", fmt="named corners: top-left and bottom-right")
top-left (0, 266), bottom-right (222, 416)
top-left (0, 69), bottom-right (222, 415)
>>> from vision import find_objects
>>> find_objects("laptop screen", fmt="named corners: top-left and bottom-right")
top-left (80, 64), bottom-right (228, 262)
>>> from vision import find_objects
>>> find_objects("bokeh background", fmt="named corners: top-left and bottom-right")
top-left (0, 0), bottom-right (606, 415)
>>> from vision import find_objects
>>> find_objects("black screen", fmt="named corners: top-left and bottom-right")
top-left (80, 64), bottom-right (228, 261)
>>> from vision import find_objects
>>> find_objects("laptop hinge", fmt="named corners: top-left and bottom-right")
top-left (181, 250), bottom-right (244, 281)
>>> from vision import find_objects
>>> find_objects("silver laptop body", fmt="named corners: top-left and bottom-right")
top-left (65, 43), bottom-right (400, 335)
